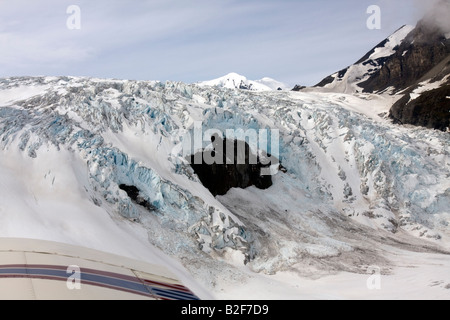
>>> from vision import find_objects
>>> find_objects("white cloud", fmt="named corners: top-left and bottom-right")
top-left (422, 0), bottom-right (450, 33)
top-left (0, 32), bottom-right (95, 66)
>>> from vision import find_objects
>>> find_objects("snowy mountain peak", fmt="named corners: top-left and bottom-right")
top-left (198, 72), bottom-right (287, 91)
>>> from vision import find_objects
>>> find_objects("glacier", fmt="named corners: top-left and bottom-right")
top-left (0, 76), bottom-right (449, 296)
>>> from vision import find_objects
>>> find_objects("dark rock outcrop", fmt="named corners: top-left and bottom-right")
top-left (390, 83), bottom-right (450, 131)
top-left (189, 135), bottom-right (274, 196)
top-left (292, 85), bottom-right (306, 91)
top-left (313, 75), bottom-right (335, 88)
top-left (382, 19), bottom-right (450, 131)
top-left (119, 184), bottom-right (156, 211)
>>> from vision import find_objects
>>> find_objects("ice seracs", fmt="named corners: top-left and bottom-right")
top-left (0, 75), bottom-right (449, 299)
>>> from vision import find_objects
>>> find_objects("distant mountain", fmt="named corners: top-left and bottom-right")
top-left (306, 17), bottom-right (450, 131)
top-left (198, 72), bottom-right (288, 91)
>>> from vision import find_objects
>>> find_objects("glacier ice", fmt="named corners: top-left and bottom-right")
top-left (0, 76), bottom-right (449, 269)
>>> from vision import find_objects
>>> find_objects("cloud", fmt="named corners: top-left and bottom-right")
top-left (421, 0), bottom-right (450, 33)
top-left (0, 0), bottom-right (435, 85)
top-left (0, 32), bottom-right (95, 66)
top-left (0, 1), bottom-right (97, 75)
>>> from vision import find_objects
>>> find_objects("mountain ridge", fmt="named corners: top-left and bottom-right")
top-left (303, 18), bottom-right (450, 131)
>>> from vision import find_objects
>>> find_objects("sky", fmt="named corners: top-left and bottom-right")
top-left (0, 0), bottom-right (438, 87)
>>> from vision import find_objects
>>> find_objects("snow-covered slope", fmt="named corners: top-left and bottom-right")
top-left (198, 72), bottom-right (287, 91)
top-left (0, 76), bottom-right (449, 299)
top-left (313, 25), bottom-right (415, 94)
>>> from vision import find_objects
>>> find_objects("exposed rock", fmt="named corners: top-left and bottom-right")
top-left (313, 75), bottom-right (335, 88)
top-left (390, 83), bottom-right (450, 131)
top-left (292, 85), bottom-right (306, 92)
top-left (189, 135), bottom-right (274, 196)
top-left (119, 184), bottom-right (157, 211)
